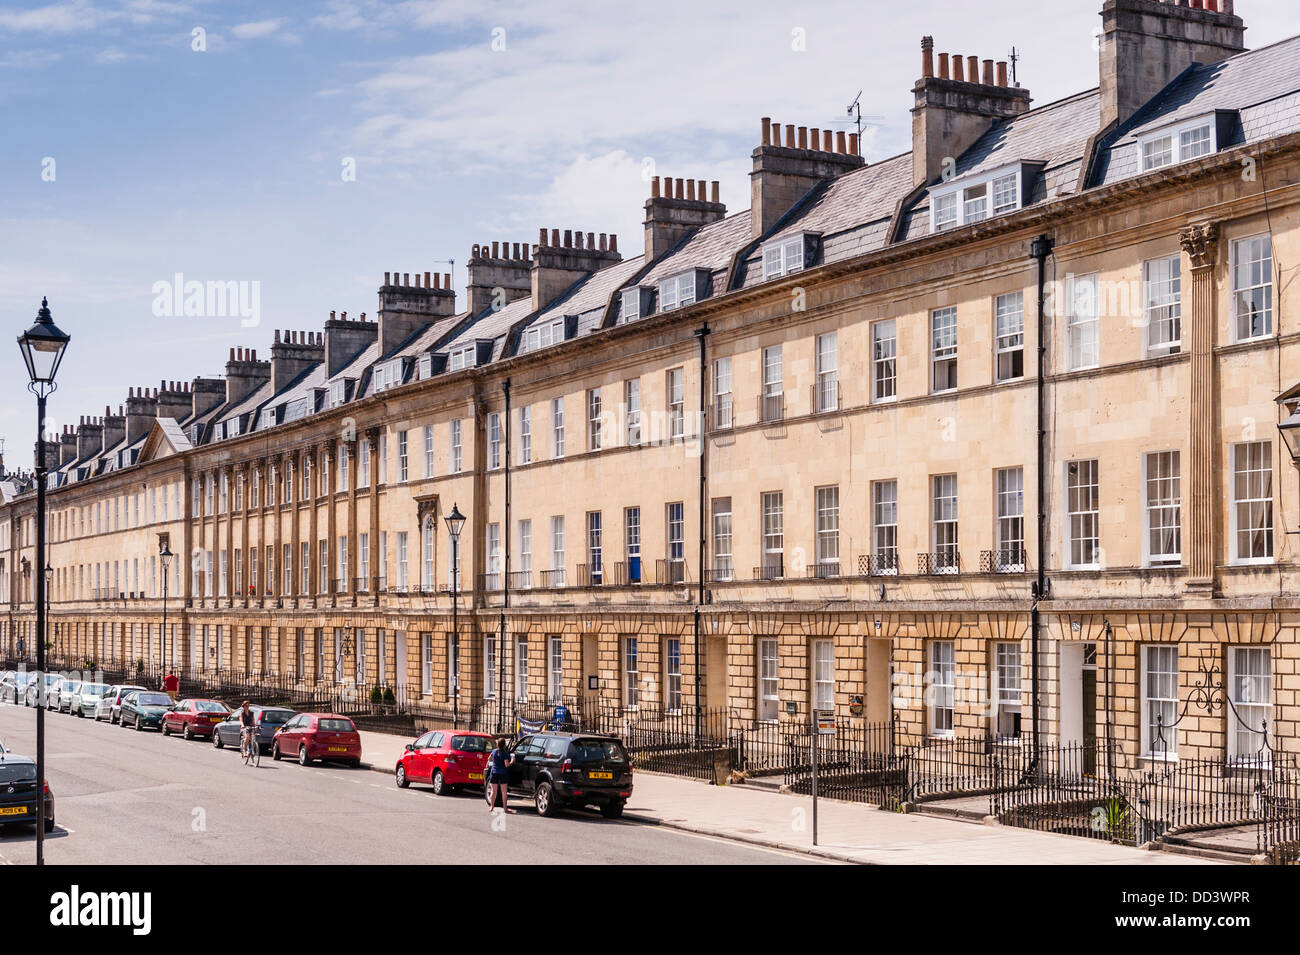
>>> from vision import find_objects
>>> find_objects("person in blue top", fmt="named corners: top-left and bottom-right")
top-left (486, 738), bottom-right (516, 813)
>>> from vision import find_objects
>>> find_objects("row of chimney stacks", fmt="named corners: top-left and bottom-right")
top-left (920, 40), bottom-right (1012, 87)
top-left (383, 271), bottom-right (452, 290)
top-left (759, 120), bottom-right (860, 156)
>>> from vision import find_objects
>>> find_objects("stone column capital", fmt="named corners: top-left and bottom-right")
top-left (1179, 221), bottom-right (1219, 270)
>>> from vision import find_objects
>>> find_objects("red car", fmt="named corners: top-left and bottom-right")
top-left (271, 713), bottom-right (362, 767)
top-left (161, 699), bottom-right (231, 740)
top-left (395, 729), bottom-right (493, 795)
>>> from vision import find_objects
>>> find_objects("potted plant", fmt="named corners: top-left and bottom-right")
top-left (370, 685), bottom-right (383, 713)
top-left (382, 686), bottom-right (396, 710)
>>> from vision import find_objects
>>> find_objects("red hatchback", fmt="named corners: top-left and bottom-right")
top-left (395, 729), bottom-right (493, 795)
top-left (161, 699), bottom-right (231, 740)
top-left (271, 713), bottom-right (362, 767)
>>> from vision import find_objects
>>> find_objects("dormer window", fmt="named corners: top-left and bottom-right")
top-left (930, 165), bottom-right (1025, 233)
top-left (1139, 116), bottom-right (1217, 172)
top-left (327, 379), bottom-right (350, 409)
top-left (373, 357), bottom-right (406, 393)
top-left (448, 343), bottom-right (477, 371)
top-left (259, 407), bottom-right (278, 430)
top-left (762, 235), bottom-right (807, 280)
top-left (523, 317), bottom-right (566, 352)
top-left (418, 354), bottom-right (432, 379)
top-left (620, 286), bottom-right (657, 324)
top-left (658, 269), bottom-right (708, 312)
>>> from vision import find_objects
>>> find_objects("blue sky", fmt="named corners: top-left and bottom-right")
top-left (1, 0), bottom-right (1294, 470)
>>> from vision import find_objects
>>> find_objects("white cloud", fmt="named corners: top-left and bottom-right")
top-left (231, 18), bottom-right (285, 40)
top-left (0, 1), bottom-right (108, 33)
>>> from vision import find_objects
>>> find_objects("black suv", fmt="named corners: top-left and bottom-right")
top-left (489, 732), bottom-right (633, 818)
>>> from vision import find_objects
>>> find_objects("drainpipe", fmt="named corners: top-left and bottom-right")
top-left (1030, 234), bottom-right (1054, 767)
top-left (500, 378), bottom-right (511, 732)
top-left (694, 324), bottom-right (710, 736)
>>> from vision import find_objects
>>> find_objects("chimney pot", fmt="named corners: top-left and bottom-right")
top-left (539, 227), bottom-right (547, 246)
top-left (609, 234), bottom-right (618, 253)
top-left (651, 176), bottom-right (661, 198)
top-left (492, 241), bottom-right (499, 257)
top-left (967, 56), bottom-right (979, 80)
top-left (402, 273), bottom-right (409, 286)
top-left (784, 124), bottom-right (795, 147)
top-left (229, 347), bottom-right (235, 361)
top-left (982, 59), bottom-right (994, 85)
top-left (673, 177), bottom-right (683, 199)
top-left (836, 130), bottom-right (847, 153)
top-left (996, 61), bottom-right (1008, 86)
top-left (761, 117), bottom-right (772, 145)
top-left (384, 271), bottom-right (390, 285)
top-left (551, 228), bottom-right (560, 247)
top-left (823, 129), bottom-right (833, 152)
top-left (952, 54), bottom-right (964, 82)
top-left (686, 179), bottom-right (696, 201)
top-left (711, 181), bottom-right (720, 203)
top-left (424, 270), bottom-right (431, 286)
top-left (938, 52), bottom-right (949, 79)
top-left (599, 233), bottom-right (607, 251)
top-left (512, 242), bottom-right (520, 258)
top-left (414, 273), bottom-right (421, 287)
top-left (797, 126), bottom-right (808, 149)
top-left (563, 229), bottom-right (572, 247)
top-left (444, 273), bottom-right (451, 290)
top-left (921, 36), bottom-right (934, 78)
top-left (587, 231), bottom-right (595, 249)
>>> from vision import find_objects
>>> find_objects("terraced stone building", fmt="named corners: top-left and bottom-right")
top-left (4, 0), bottom-right (1299, 768)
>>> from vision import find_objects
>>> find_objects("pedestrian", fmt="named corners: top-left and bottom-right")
top-left (486, 737), bottom-right (515, 813)
top-left (163, 669), bottom-right (179, 703)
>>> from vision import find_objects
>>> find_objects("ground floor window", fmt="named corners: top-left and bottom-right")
top-left (1229, 646), bottom-right (1271, 762)
top-left (758, 637), bottom-right (778, 722)
top-left (994, 642), bottom-right (1021, 739)
top-left (1142, 645), bottom-right (1178, 759)
top-left (421, 633), bottom-right (433, 695)
top-left (812, 638), bottom-right (833, 712)
top-left (624, 637), bottom-right (639, 709)
top-left (664, 638), bottom-right (682, 714)
top-left (929, 640), bottom-right (954, 736)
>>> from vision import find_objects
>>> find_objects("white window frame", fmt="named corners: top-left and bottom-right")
top-left (667, 368), bottom-right (685, 439)
top-left (448, 343), bottom-right (476, 371)
top-left (1231, 441), bottom-right (1274, 565)
top-left (711, 497), bottom-right (733, 581)
top-left (620, 287), bottom-right (643, 323)
top-left (758, 637), bottom-right (779, 722)
top-left (994, 642), bottom-right (1022, 739)
top-left (548, 635), bottom-right (564, 705)
top-left (762, 234), bottom-right (806, 280)
top-left (815, 332), bottom-right (838, 412)
top-left (1142, 254), bottom-right (1182, 357)
top-left (930, 307), bottom-right (957, 393)
top-left (1065, 459), bottom-right (1101, 570)
top-left (1139, 116), bottom-right (1216, 173)
top-left (815, 485), bottom-right (839, 574)
top-left (928, 640), bottom-right (955, 737)
top-left (664, 638), bottom-right (682, 714)
top-left (623, 636), bottom-right (639, 710)
top-left (931, 473), bottom-right (958, 573)
top-left (930, 165), bottom-right (1022, 232)
top-left (994, 292), bottom-right (1024, 383)
top-left (872, 480), bottom-right (898, 574)
top-left (1228, 647), bottom-right (1271, 763)
top-left (625, 379), bottom-right (642, 444)
top-left (551, 397), bottom-right (565, 458)
top-left (658, 271), bottom-right (697, 312)
top-left (1143, 451), bottom-right (1181, 568)
top-left (587, 388), bottom-right (602, 451)
top-left (812, 638), bottom-right (833, 712)
top-left (994, 467), bottom-right (1024, 571)
top-left (1231, 234), bottom-right (1274, 342)
top-left (1066, 273), bottom-right (1100, 371)
top-left (487, 412), bottom-right (501, 470)
top-left (872, 319), bottom-right (896, 402)
top-left (450, 418), bottom-right (462, 473)
top-left (519, 405), bottom-right (532, 464)
top-left (711, 357), bottom-right (732, 429)
top-left (1142, 645), bottom-right (1179, 760)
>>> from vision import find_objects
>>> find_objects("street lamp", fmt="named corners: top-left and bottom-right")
top-left (444, 503), bottom-right (466, 728)
top-left (159, 536), bottom-right (173, 682)
top-left (43, 563), bottom-right (52, 663)
top-left (17, 295), bottom-right (70, 868)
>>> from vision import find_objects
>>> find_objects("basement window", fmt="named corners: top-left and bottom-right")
top-left (1138, 116), bottom-right (1217, 172)
top-left (762, 235), bottom-right (807, 280)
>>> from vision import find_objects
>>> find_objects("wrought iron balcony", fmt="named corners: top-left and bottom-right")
top-left (810, 380), bottom-right (841, 415)
top-left (758, 392), bottom-right (785, 424)
top-left (980, 547), bottom-right (1028, 574)
top-left (917, 551), bottom-right (962, 575)
top-left (753, 558), bottom-right (784, 581)
top-left (656, 558), bottom-right (687, 585)
top-left (540, 569), bottom-right (566, 589)
top-left (857, 552), bottom-right (899, 576)
top-left (508, 570), bottom-right (532, 590)
top-left (807, 560), bottom-right (840, 579)
top-left (710, 395), bottom-right (734, 432)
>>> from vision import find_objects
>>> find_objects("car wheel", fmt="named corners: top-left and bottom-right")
top-left (396, 764), bottom-right (408, 788)
top-left (183, 723), bottom-right (193, 741)
top-left (162, 721), bottom-right (171, 736)
top-left (213, 731), bottom-right (224, 749)
top-left (432, 770), bottom-right (446, 796)
top-left (271, 742), bottom-right (282, 761)
top-left (600, 801), bottom-right (626, 819)
top-left (135, 715), bottom-right (142, 731)
top-left (298, 746), bottom-right (312, 766)
top-left (535, 781), bottom-right (559, 817)
top-left (44, 816), bottom-right (55, 834)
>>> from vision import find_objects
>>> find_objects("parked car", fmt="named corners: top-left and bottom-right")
top-left (54, 679), bottom-right (83, 714)
top-left (1, 671), bottom-right (34, 705)
top-left (395, 729), bottom-right (493, 794)
top-left (25, 673), bottom-right (62, 708)
top-left (0, 740), bottom-right (55, 833)
top-left (70, 682), bottom-right (110, 718)
top-left (119, 690), bottom-right (174, 731)
top-left (161, 699), bottom-right (231, 740)
top-left (487, 732), bottom-right (633, 818)
top-left (212, 706), bottom-right (295, 753)
top-left (271, 713), bottom-right (362, 767)
top-left (94, 685), bottom-right (147, 724)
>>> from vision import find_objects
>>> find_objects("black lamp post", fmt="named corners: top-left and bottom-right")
top-left (43, 563), bottom-right (52, 662)
top-left (159, 536), bottom-right (173, 681)
top-left (444, 503), bottom-right (466, 728)
top-left (17, 296), bottom-right (70, 867)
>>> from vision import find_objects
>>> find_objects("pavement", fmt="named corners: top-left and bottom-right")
top-left (358, 728), bottom-right (1223, 865)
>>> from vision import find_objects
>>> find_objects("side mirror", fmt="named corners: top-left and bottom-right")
top-left (405, 743), bottom-right (414, 752)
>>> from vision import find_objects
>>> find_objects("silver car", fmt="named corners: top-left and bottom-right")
top-left (55, 679), bottom-right (82, 713)
top-left (94, 685), bottom-right (146, 724)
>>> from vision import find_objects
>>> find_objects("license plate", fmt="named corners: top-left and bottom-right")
top-left (468, 772), bottom-right (483, 780)
top-left (0, 806), bottom-right (29, 816)
top-left (589, 771), bottom-right (613, 780)
top-left (328, 746), bottom-right (347, 752)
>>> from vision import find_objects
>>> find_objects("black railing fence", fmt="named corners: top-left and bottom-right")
top-left (1260, 772), bottom-right (1300, 865)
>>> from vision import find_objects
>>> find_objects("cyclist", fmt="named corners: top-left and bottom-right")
top-left (238, 700), bottom-right (257, 759)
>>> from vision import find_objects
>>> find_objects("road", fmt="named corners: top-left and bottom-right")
top-left (0, 701), bottom-right (817, 865)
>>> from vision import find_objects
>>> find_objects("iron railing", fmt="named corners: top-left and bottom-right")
top-left (917, 551), bottom-right (961, 575)
top-left (980, 547), bottom-right (1028, 574)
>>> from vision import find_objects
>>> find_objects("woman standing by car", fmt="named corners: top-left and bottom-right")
top-left (486, 738), bottom-right (515, 813)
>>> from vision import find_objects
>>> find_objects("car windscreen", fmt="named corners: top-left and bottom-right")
top-left (81, 684), bottom-right (109, 696)
top-left (258, 710), bottom-right (293, 725)
top-left (136, 693), bottom-right (172, 706)
top-left (318, 719), bottom-right (355, 732)
top-left (452, 735), bottom-right (491, 753)
top-left (194, 701), bottom-right (228, 712)
top-left (0, 763), bottom-right (37, 784)
top-left (569, 738), bottom-right (628, 762)
top-left (64, 682), bottom-right (82, 692)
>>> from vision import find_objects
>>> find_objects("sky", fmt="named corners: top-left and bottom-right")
top-left (1, 0), bottom-right (1295, 471)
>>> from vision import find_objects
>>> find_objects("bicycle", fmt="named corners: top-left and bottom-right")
top-left (241, 726), bottom-right (260, 767)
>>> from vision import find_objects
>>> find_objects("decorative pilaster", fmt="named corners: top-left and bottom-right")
top-left (1180, 221), bottom-right (1219, 593)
